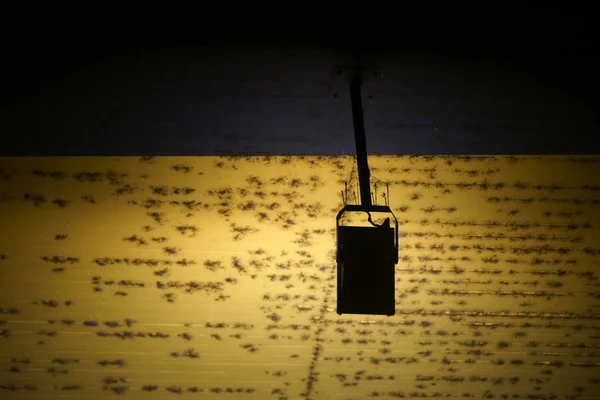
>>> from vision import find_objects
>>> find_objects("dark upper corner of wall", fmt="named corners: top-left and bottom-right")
top-left (1, 23), bottom-right (599, 156)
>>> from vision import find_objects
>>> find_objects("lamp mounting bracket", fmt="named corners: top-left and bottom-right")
top-left (329, 67), bottom-right (383, 101)
top-left (332, 66), bottom-right (383, 80)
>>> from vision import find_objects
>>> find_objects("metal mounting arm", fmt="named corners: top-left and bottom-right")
top-left (350, 72), bottom-right (371, 208)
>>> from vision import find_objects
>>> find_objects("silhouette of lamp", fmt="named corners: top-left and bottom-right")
top-left (336, 71), bottom-right (399, 316)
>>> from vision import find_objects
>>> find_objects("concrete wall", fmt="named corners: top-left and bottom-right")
top-left (2, 48), bottom-right (598, 155)
top-left (0, 155), bottom-right (599, 399)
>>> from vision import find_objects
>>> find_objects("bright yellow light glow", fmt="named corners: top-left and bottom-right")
top-left (0, 155), bottom-right (599, 398)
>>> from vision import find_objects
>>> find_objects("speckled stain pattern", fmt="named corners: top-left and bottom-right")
top-left (0, 155), bottom-right (599, 399)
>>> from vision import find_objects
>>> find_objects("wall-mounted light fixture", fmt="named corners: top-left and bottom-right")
top-left (336, 71), bottom-right (398, 316)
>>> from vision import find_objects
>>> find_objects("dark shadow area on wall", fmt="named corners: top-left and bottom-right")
top-left (1, 3), bottom-right (598, 155)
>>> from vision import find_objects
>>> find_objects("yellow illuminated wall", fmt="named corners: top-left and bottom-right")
top-left (0, 156), bottom-right (599, 399)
